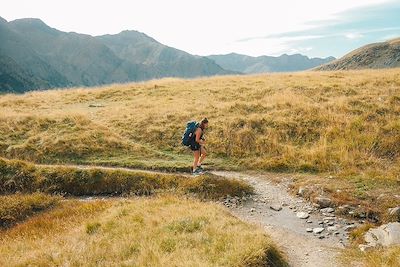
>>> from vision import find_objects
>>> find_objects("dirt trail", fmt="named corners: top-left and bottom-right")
top-left (212, 171), bottom-right (359, 267)
top-left (36, 163), bottom-right (357, 266)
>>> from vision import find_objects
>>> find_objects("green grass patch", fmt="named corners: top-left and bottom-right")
top-left (0, 157), bottom-right (253, 199)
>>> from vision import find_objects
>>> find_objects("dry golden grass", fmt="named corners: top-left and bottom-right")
top-left (1, 69), bottom-right (400, 265)
top-left (0, 69), bottom-right (399, 175)
top-left (343, 246), bottom-right (400, 267)
top-left (0, 69), bottom-right (398, 218)
top-left (0, 193), bottom-right (59, 228)
top-left (0, 196), bottom-right (286, 267)
top-left (0, 157), bottom-right (252, 199)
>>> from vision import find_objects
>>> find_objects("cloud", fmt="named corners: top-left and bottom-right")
top-left (234, 0), bottom-right (400, 57)
top-left (345, 33), bottom-right (364, 39)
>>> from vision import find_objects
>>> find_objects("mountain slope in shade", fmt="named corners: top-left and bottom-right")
top-left (0, 17), bottom-right (71, 92)
top-left (0, 17), bottom-right (233, 93)
top-left (97, 30), bottom-right (232, 78)
top-left (207, 53), bottom-right (335, 73)
top-left (8, 18), bottom-right (149, 86)
top-left (316, 38), bottom-right (400, 71)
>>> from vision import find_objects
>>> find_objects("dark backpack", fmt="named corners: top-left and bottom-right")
top-left (182, 121), bottom-right (198, 146)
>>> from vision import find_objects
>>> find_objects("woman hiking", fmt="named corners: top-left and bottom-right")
top-left (190, 118), bottom-right (208, 175)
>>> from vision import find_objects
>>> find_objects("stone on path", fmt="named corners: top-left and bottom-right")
top-left (320, 207), bottom-right (335, 213)
top-left (327, 226), bottom-right (337, 232)
top-left (296, 212), bottom-right (310, 219)
top-left (313, 227), bottom-right (325, 234)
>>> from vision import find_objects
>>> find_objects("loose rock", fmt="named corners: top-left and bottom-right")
top-left (320, 207), bottom-right (335, 213)
top-left (327, 226), bottom-right (337, 232)
top-left (313, 227), bottom-right (325, 234)
top-left (296, 212), bottom-right (310, 219)
top-left (315, 197), bottom-right (332, 208)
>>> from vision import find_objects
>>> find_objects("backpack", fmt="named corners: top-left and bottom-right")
top-left (182, 121), bottom-right (198, 146)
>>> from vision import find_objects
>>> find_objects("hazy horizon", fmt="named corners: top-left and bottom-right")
top-left (2, 0), bottom-right (400, 58)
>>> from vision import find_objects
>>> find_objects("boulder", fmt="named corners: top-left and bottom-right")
top-left (365, 222), bottom-right (400, 247)
top-left (315, 197), bottom-right (332, 208)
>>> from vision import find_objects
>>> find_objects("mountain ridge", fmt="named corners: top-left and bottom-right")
top-left (207, 53), bottom-right (335, 73)
top-left (0, 17), bottom-right (232, 92)
top-left (315, 38), bottom-right (400, 70)
top-left (1, 17), bottom-right (335, 93)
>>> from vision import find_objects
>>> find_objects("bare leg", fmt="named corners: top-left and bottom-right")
top-left (193, 150), bottom-right (200, 172)
top-left (198, 146), bottom-right (207, 166)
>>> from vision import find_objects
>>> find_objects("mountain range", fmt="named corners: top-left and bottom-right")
top-left (207, 53), bottom-right (335, 73)
top-left (315, 38), bottom-right (400, 71)
top-left (0, 17), bottom-right (336, 93)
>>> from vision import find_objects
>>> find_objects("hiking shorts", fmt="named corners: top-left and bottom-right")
top-left (190, 141), bottom-right (201, 151)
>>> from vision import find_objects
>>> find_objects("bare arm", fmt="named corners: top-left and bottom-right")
top-left (195, 128), bottom-right (204, 145)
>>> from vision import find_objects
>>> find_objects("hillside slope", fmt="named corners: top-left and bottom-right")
top-left (0, 17), bottom-right (233, 93)
top-left (97, 31), bottom-right (232, 78)
top-left (316, 38), bottom-right (400, 70)
top-left (208, 53), bottom-right (335, 73)
top-left (8, 18), bottom-right (150, 86)
top-left (0, 18), bottom-right (70, 92)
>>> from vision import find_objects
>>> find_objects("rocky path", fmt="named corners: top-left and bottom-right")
top-left (212, 171), bottom-right (360, 267)
top-left (36, 163), bottom-right (360, 266)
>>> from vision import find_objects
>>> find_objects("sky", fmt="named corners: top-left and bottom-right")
top-left (1, 0), bottom-right (400, 58)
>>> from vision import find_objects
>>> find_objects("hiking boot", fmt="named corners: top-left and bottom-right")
top-left (193, 167), bottom-right (205, 175)
top-left (192, 168), bottom-right (202, 175)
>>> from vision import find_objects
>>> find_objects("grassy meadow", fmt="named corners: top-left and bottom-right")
top-left (0, 69), bottom-right (399, 214)
top-left (1, 69), bottom-right (399, 176)
top-left (0, 196), bottom-right (285, 267)
top-left (0, 68), bottom-right (400, 266)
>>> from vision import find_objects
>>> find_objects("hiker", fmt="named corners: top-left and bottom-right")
top-left (190, 118), bottom-right (208, 174)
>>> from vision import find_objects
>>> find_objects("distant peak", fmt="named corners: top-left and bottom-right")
top-left (8, 18), bottom-right (59, 34)
top-left (11, 18), bottom-right (46, 25)
top-left (99, 29), bottom-right (154, 40)
top-left (120, 29), bottom-right (140, 34)
top-left (0, 16), bottom-right (7, 24)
